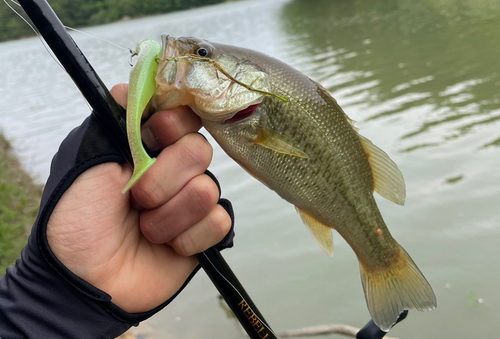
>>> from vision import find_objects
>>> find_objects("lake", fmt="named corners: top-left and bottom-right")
top-left (1, 0), bottom-right (499, 338)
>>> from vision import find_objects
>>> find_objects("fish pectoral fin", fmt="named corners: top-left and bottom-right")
top-left (296, 207), bottom-right (333, 257)
top-left (358, 135), bottom-right (406, 206)
top-left (252, 126), bottom-right (308, 159)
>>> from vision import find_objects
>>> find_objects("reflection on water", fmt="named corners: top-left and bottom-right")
top-left (281, 0), bottom-right (500, 151)
top-left (1, 0), bottom-right (500, 338)
top-left (279, 2), bottom-right (500, 338)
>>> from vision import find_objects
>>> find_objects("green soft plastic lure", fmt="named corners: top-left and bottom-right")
top-left (122, 39), bottom-right (161, 193)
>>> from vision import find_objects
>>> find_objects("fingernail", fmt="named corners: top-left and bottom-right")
top-left (141, 126), bottom-right (159, 151)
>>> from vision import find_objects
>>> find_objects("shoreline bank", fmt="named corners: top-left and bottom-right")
top-left (0, 133), bottom-right (42, 275)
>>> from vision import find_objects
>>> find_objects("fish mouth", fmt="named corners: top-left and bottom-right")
top-left (223, 104), bottom-right (260, 124)
top-left (160, 34), bottom-right (178, 60)
top-left (154, 35), bottom-right (192, 110)
top-left (154, 34), bottom-right (265, 123)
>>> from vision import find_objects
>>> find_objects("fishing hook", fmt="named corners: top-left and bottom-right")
top-left (129, 51), bottom-right (138, 67)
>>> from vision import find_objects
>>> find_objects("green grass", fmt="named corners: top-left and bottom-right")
top-left (0, 133), bottom-right (42, 275)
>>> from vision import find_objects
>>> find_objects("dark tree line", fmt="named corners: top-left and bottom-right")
top-left (0, 0), bottom-right (225, 42)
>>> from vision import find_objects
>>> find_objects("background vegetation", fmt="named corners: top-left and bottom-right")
top-left (0, 0), bottom-right (226, 42)
top-left (0, 134), bottom-right (42, 275)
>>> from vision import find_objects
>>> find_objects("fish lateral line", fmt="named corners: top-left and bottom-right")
top-left (158, 55), bottom-right (290, 103)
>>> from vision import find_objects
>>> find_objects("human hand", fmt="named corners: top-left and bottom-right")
top-left (46, 83), bottom-right (232, 313)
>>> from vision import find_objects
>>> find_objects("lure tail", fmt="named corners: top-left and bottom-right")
top-left (122, 39), bottom-right (161, 193)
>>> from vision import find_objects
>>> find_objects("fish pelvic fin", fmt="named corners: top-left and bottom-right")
top-left (358, 135), bottom-right (406, 206)
top-left (296, 207), bottom-right (333, 257)
top-left (360, 245), bottom-right (437, 332)
top-left (252, 126), bottom-right (309, 159)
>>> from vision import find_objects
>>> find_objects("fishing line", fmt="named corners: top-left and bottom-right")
top-left (4, 0), bottom-right (134, 68)
top-left (5, 0), bottom-right (94, 113)
top-left (200, 252), bottom-right (279, 338)
top-left (5, 0), bottom-right (134, 113)
top-left (63, 26), bottom-right (134, 55)
top-left (64, 26), bottom-right (137, 67)
top-left (3, 0), bottom-right (65, 70)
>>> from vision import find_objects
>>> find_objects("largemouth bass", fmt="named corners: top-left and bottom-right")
top-left (127, 35), bottom-right (437, 331)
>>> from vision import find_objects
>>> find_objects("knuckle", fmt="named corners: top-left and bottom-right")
top-left (170, 233), bottom-right (196, 257)
top-left (131, 176), bottom-right (164, 209)
top-left (141, 209), bottom-right (180, 245)
top-left (110, 83), bottom-right (128, 107)
top-left (210, 206), bottom-right (232, 241)
top-left (178, 134), bottom-right (212, 171)
top-left (188, 176), bottom-right (219, 214)
top-left (139, 214), bottom-right (157, 243)
top-left (139, 211), bottom-right (172, 244)
top-left (156, 111), bottom-right (179, 140)
top-left (139, 212), bottom-right (164, 244)
top-left (110, 83), bottom-right (127, 94)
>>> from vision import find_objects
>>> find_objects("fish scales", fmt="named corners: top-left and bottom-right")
top-left (209, 83), bottom-right (399, 267)
top-left (200, 47), bottom-right (396, 263)
top-left (136, 35), bottom-right (437, 331)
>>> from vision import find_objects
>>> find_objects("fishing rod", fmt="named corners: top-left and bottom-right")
top-left (15, 1), bottom-right (406, 338)
top-left (17, 1), bottom-right (274, 338)
top-left (356, 311), bottom-right (407, 339)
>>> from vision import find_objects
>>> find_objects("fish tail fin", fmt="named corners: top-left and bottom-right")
top-left (359, 245), bottom-right (436, 332)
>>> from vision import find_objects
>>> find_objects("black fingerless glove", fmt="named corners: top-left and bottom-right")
top-left (0, 113), bottom-right (235, 339)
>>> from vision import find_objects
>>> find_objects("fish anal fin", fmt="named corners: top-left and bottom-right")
top-left (252, 126), bottom-right (308, 159)
top-left (360, 245), bottom-right (437, 331)
top-left (296, 207), bottom-right (333, 257)
top-left (358, 135), bottom-right (406, 205)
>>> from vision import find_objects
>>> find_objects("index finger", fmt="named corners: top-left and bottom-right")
top-left (110, 83), bottom-right (202, 152)
top-left (110, 83), bottom-right (129, 108)
top-left (141, 107), bottom-right (202, 152)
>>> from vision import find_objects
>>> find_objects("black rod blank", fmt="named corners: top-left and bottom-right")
top-left (17, 1), bottom-right (276, 338)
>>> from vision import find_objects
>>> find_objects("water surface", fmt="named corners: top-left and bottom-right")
top-left (1, 0), bottom-right (500, 338)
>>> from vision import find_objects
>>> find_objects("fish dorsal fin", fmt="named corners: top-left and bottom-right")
top-left (252, 126), bottom-right (309, 159)
top-left (358, 135), bottom-right (406, 205)
top-left (296, 207), bottom-right (333, 257)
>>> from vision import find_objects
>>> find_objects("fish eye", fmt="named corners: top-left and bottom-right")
top-left (196, 46), bottom-right (211, 58)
